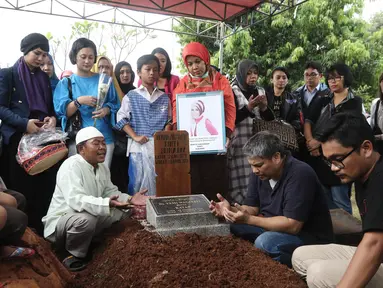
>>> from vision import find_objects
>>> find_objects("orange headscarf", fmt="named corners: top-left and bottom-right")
top-left (182, 42), bottom-right (210, 67)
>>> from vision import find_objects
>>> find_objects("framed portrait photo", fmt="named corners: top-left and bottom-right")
top-left (176, 91), bottom-right (226, 155)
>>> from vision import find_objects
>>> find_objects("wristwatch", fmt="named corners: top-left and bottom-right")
top-left (74, 99), bottom-right (81, 108)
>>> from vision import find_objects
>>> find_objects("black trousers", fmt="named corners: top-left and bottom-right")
top-left (110, 154), bottom-right (129, 194)
top-left (0, 190), bottom-right (28, 244)
top-left (190, 154), bottom-right (228, 201)
top-left (0, 133), bottom-right (58, 235)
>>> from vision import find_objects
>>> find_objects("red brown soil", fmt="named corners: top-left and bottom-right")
top-left (73, 220), bottom-right (307, 288)
top-left (0, 228), bottom-right (73, 288)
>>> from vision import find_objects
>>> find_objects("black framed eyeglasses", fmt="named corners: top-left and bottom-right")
top-left (327, 76), bottom-right (343, 83)
top-left (323, 147), bottom-right (357, 169)
top-left (304, 73), bottom-right (319, 78)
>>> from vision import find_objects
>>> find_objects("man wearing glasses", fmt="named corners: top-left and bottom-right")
top-left (293, 113), bottom-right (383, 287)
top-left (294, 62), bottom-right (330, 116)
top-left (294, 61), bottom-right (330, 164)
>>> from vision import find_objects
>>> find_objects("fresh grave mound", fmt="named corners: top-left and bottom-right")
top-left (0, 228), bottom-right (73, 288)
top-left (73, 220), bottom-right (306, 288)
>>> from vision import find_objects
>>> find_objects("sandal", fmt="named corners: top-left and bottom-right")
top-left (62, 255), bottom-right (87, 272)
top-left (3, 246), bottom-right (35, 259)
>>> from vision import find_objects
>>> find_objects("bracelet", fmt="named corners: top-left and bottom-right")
top-left (74, 99), bottom-right (81, 108)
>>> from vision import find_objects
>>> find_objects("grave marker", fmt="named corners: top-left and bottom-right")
top-left (154, 131), bottom-right (191, 196)
top-left (146, 195), bottom-right (230, 236)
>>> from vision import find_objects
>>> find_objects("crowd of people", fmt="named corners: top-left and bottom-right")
top-left (0, 31), bottom-right (383, 286)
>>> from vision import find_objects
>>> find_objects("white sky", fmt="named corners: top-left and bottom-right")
top-left (0, 0), bottom-right (382, 83)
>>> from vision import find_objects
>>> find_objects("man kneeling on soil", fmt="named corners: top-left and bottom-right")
top-left (292, 113), bottom-right (383, 288)
top-left (210, 131), bottom-right (333, 267)
top-left (42, 127), bottom-right (147, 271)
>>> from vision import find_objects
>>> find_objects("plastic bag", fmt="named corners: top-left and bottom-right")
top-left (128, 141), bottom-right (156, 196)
top-left (16, 128), bottom-right (68, 165)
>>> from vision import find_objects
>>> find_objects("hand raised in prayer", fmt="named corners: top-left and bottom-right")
top-left (209, 193), bottom-right (231, 218)
top-left (223, 203), bottom-right (250, 224)
top-left (130, 189), bottom-right (149, 206)
top-left (255, 95), bottom-right (268, 111)
top-left (247, 95), bottom-right (258, 111)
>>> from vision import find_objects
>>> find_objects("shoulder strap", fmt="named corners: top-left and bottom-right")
top-left (67, 78), bottom-right (73, 100)
top-left (375, 100), bottom-right (380, 126)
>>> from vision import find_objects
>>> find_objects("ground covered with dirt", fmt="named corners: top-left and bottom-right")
top-left (0, 228), bottom-right (72, 288)
top-left (73, 220), bottom-right (306, 288)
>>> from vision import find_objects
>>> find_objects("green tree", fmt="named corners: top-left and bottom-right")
top-left (175, 0), bottom-right (383, 107)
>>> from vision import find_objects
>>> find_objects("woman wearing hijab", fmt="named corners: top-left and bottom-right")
top-left (41, 54), bottom-right (59, 93)
top-left (91, 55), bottom-right (125, 101)
top-left (109, 61), bottom-right (136, 193)
top-left (228, 60), bottom-right (267, 204)
top-left (0, 33), bottom-right (58, 235)
top-left (54, 38), bottom-right (120, 168)
top-left (115, 61), bottom-right (136, 97)
top-left (172, 42), bottom-right (236, 200)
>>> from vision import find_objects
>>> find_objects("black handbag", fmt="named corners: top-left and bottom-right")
top-left (252, 118), bottom-right (299, 151)
top-left (65, 78), bottom-right (82, 140)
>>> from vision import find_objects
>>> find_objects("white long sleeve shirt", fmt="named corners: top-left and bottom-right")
top-left (42, 154), bottom-right (130, 238)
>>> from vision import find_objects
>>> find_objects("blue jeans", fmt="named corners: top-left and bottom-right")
top-left (230, 224), bottom-right (314, 267)
top-left (324, 184), bottom-right (352, 215)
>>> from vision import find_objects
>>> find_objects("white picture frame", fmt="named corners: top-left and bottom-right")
top-left (176, 91), bottom-right (226, 155)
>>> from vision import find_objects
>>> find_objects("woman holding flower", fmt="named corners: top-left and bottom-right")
top-left (53, 38), bottom-right (119, 167)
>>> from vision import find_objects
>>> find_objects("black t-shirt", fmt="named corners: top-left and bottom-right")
top-left (273, 96), bottom-right (283, 119)
top-left (355, 156), bottom-right (383, 232)
top-left (244, 155), bottom-right (334, 243)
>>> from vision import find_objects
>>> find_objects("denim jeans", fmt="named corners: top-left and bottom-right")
top-left (323, 184), bottom-right (352, 215)
top-left (230, 224), bottom-right (315, 267)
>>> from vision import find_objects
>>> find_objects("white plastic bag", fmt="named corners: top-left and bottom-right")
top-left (16, 128), bottom-right (68, 164)
top-left (128, 141), bottom-right (156, 196)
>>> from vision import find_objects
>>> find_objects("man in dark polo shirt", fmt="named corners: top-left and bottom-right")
top-left (292, 113), bottom-right (383, 287)
top-left (209, 131), bottom-right (333, 267)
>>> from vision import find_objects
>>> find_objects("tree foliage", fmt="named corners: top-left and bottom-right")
top-left (175, 0), bottom-right (383, 109)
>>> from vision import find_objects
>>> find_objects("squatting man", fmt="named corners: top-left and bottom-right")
top-left (42, 127), bottom-right (148, 271)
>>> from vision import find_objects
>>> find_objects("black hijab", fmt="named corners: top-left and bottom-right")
top-left (115, 61), bottom-right (136, 94)
top-left (235, 59), bottom-right (259, 92)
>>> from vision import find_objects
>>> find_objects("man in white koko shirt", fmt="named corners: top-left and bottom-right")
top-left (42, 127), bottom-right (147, 271)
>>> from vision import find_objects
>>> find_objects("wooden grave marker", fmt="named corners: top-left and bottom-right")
top-left (154, 131), bottom-right (191, 196)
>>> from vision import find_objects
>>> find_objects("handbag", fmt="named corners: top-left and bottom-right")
top-left (16, 130), bottom-right (68, 175)
top-left (65, 78), bottom-right (82, 140)
top-left (252, 118), bottom-right (299, 151)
